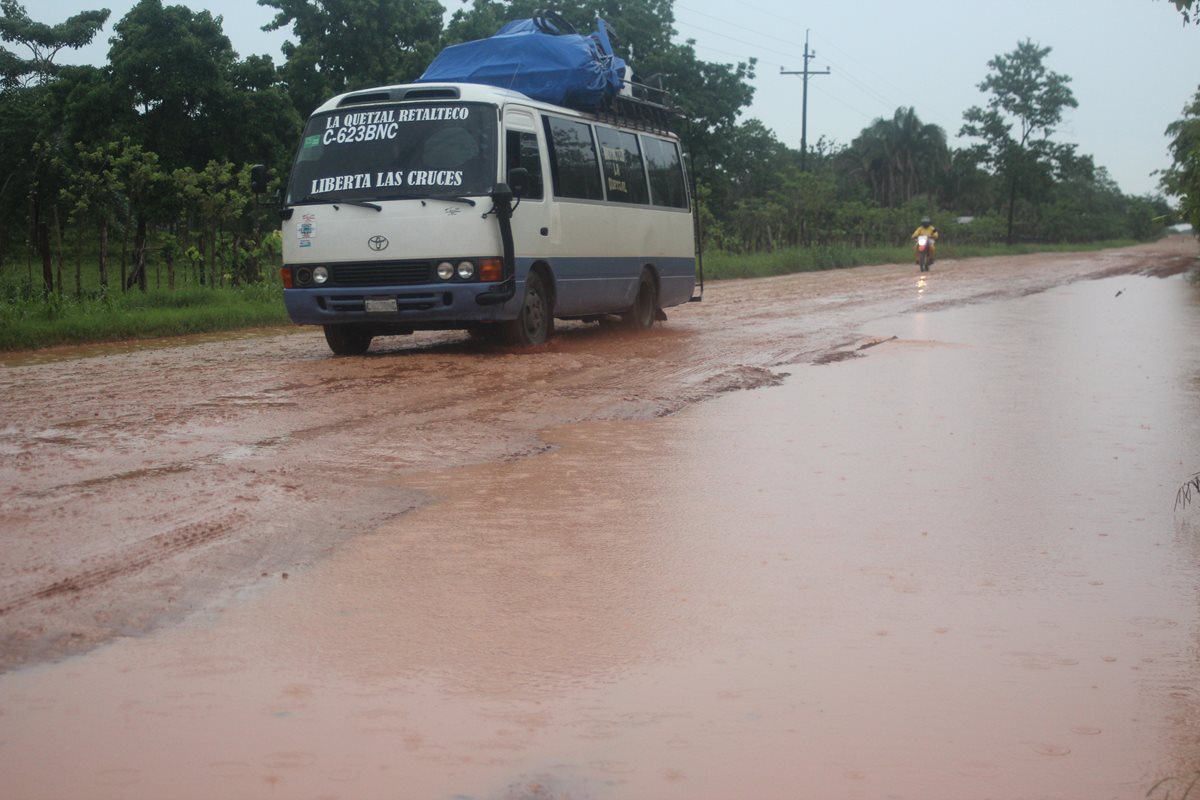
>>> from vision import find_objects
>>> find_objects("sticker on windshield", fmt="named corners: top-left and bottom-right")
top-left (319, 106), bottom-right (472, 147)
top-left (303, 134), bottom-right (321, 149)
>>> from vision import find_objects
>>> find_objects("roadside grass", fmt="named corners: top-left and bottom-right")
top-left (701, 240), bottom-right (1140, 280)
top-left (0, 282), bottom-right (290, 351)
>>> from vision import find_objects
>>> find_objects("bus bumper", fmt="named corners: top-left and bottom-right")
top-left (283, 283), bottom-right (519, 326)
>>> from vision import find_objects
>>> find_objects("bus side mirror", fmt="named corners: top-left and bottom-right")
top-left (507, 167), bottom-right (530, 199)
top-left (490, 182), bottom-right (514, 207)
top-left (249, 164), bottom-right (268, 195)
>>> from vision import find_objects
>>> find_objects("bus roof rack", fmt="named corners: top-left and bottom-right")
top-left (592, 78), bottom-right (682, 134)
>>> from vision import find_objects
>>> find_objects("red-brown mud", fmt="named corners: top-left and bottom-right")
top-left (1, 237), bottom-right (1199, 799)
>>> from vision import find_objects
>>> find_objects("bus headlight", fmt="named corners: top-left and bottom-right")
top-left (457, 261), bottom-right (475, 280)
top-left (436, 261), bottom-right (454, 280)
top-left (313, 266), bottom-right (329, 285)
top-left (295, 266), bottom-right (313, 285)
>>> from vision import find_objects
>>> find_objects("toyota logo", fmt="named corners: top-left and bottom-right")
top-left (368, 235), bottom-right (389, 251)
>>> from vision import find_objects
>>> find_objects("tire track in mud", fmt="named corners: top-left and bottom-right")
top-left (811, 336), bottom-right (900, 365)
top-left (650, 365), bottom-right (789, 416)
top-left (0, 512), bottom-right (244, 617)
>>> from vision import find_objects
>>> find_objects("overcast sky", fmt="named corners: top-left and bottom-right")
top-left (34, 0), bottom-right (1200, 197)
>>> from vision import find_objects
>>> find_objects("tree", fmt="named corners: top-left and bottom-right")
top-left (109, 0), bottom-right (235, 169)
top-left (111, 141), bottom-right (170, 291)
top-left (654, 40), bottom-right (755, 190)
top-left (1162, 85), bottom-right (1200, 232)
top-left (47, 64), bottom-right (134, 151)
top-left (259, 0), bottom-right (444, 116)
top-left (0, 1), bottom-right (109, 88)
top-left (107, 1), bottom-right (298, 172)
top-left (938, 148), bottom-right (995, 216)
top-left (845, 107), bottom-right (948, 208)
top-left (0, 3), bottom-right (111, 277)
top-left (960, 39), bottom-right (1078, 244)
top-left (210, 53), bottom-right (301, 168)
top-left (721, 120), bottom-right (789, 205)
top-left (1163, 0), bottom-right (1200, 23)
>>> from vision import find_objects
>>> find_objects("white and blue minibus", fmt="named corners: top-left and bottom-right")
top-left (258, 82), bottom-right (697, 354)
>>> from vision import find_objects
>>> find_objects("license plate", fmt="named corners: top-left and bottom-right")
top-left (364, 297), bottom-right (397, 313)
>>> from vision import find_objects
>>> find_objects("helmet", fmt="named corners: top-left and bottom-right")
top-left (920, 216), bottom-right (931, 225)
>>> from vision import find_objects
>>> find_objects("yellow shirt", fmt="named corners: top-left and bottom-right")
top-left (911, 225), bottom-right (938, 240)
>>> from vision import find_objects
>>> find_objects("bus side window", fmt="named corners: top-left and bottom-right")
top-left (506, 130), bottom-right (544, 200)
top-left (642, 137), bottom-right (689, 209)
top-left (543, 116), bottom-right (604, 201)
top-left (595, 126), bottom-right (649, 205)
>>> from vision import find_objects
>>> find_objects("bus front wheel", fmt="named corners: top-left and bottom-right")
top-left (623, 271), bottom-right (658, 330)
top-left (323, 324), bottom-right (373, 355)
top-left (501, 272), bottom-right (553, 347)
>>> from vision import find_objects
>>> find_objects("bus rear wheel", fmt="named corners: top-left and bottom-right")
top-left (501, 271), bottom-right (553, 347)
top-left (622, 271), bottom-right (658, 330)
top-left (323, 324), bottom-right (373, 355)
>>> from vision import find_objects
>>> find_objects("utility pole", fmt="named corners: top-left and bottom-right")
top-left (781, 29), bottom-right (830, 171)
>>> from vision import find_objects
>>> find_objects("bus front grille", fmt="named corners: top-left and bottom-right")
top-left (330, 261), bottom-right (431, 287)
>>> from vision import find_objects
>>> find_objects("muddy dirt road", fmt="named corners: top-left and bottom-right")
top-left (2, 236), bottom-right (1199, 799)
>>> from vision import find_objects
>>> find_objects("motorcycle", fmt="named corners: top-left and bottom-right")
top-left (914, 234), bottom-right (934, 272)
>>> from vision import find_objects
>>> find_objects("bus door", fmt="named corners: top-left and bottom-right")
top-left (501, 107), bottom-right (551, 282)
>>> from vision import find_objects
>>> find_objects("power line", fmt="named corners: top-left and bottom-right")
top-left (674, 2), bottom-right (807, 51)
top-left (673, 19), bottom-right (789, 61)
top-left (814, 52), bottom-right (903, 111)
top-left (810, 82), bottom-right (878, 125)
top-left (672, 8), bottom-right (906, 118)
top-left (672, 4), bottom-right (945, 150)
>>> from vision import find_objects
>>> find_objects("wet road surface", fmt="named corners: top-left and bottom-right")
top-left (1, 237), bottom-right (1199, 799)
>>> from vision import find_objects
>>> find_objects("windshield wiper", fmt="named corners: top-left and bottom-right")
top-left (398, 194), bottom-right (477, 207)
top-left (333, 199), bottom-right (382, 212)
top-left (288, 195), bottom-right (382, 212)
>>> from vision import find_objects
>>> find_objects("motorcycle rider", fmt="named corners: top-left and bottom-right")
top-left (911, 216), bottom-right (938, 265)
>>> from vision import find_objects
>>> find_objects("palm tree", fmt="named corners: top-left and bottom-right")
top-left (847, 107), bottom-right (949, 208)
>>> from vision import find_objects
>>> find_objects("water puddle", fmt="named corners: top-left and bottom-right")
top-left (2, 273), bottom-right (1200, 799)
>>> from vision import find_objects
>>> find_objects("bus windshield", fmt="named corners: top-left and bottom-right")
top-left (286, 101), bottom-right (497, 205)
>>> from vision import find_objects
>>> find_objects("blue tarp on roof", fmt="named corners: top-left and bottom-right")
top-left (417, 18), bottom-right (627, 111)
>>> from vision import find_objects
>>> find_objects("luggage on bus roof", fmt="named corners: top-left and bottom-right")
top-left (417, 14), bottom-right (627, 112)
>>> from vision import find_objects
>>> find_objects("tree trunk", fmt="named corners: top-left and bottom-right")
top-left (32, 197), bottom-right (53, 297)
top-left (137, 215), bottom-right (147, 292)
top-left (37, 220), bottom-right (53, 298)
top-left (120, 209), bottom-right (132, 291)
top-left (197, 234), bottom-right (206, 286)
top-left (53, 205), bottom-right (65, 296)
top-left (177, 218), bottom-right (192, 287)
top-left (208, 222), bottom-right (218, 287)
top-left (232, 234), bottom-right (244, 286)
top-left (126, 214), bottom-right (148, 291)
top-left (74, 216), bottom-right (83, 297)
top-left (1005, 173), bottom-right (1018, 246)
top-left (98, 218), bottom-right (109, 290)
